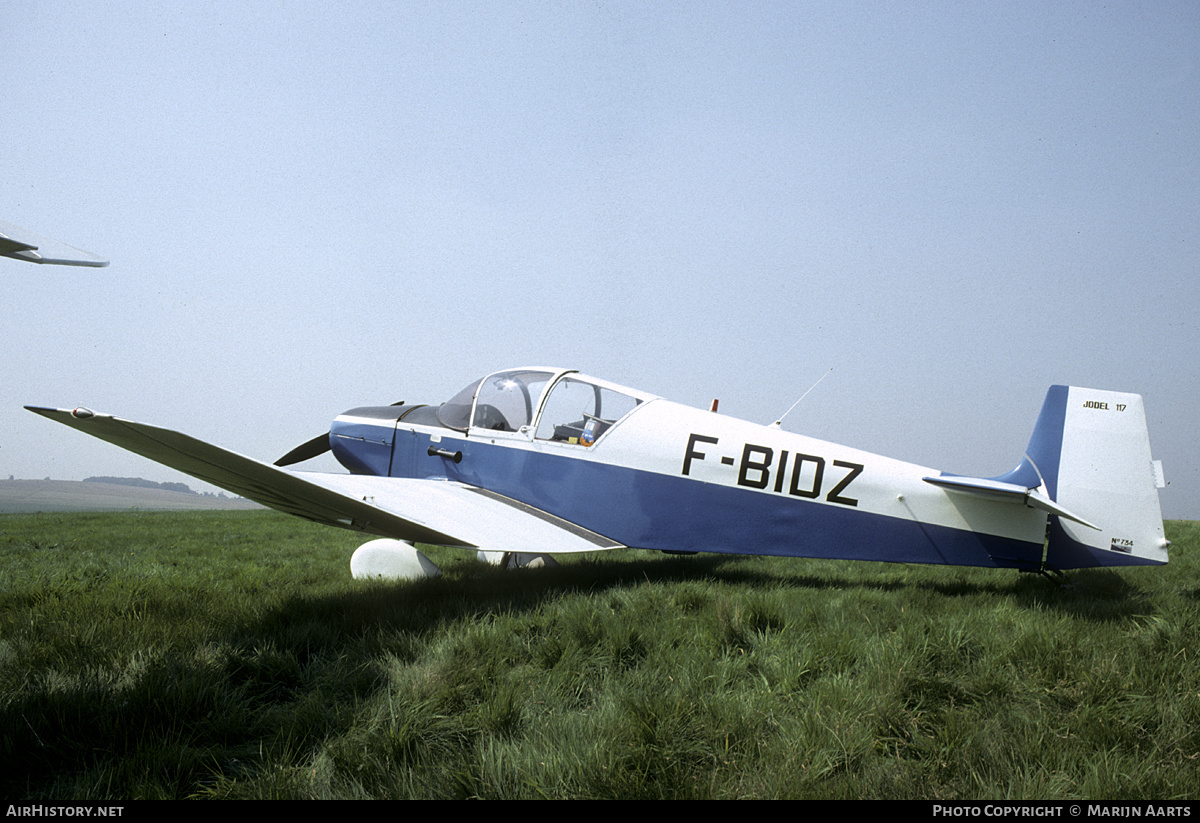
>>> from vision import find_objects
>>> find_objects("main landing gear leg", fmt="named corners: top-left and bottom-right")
top-left (477, 551), bottom-right (559, 569)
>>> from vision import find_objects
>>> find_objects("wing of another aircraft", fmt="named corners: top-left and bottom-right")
top-left (0, 220), bottom-right (109, 267)
top-left (23, 406), bottom-right (623, 554)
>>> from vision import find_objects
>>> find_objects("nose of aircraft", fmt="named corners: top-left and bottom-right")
top-left (274, 401), bottom-right (410, 467)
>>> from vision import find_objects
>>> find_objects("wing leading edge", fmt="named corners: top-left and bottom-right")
top-left (24, 406), bottom-right (623, 554)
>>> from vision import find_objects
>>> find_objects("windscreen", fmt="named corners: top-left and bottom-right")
top-left (436, 377), bottom-right (483, 432)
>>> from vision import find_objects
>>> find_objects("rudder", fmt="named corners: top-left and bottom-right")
top-left (1020, 386), bottom-right (1168, 569)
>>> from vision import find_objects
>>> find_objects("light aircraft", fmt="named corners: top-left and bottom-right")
top-left (26, 368), bottom-right (1168, 580)
top-left (1, 219), bottom-right (109, 267)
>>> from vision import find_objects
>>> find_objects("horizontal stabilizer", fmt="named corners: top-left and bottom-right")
top-left (923, 474), bottom-right (1100, 529)
top-left (0, 220), bottom-right (109, 267)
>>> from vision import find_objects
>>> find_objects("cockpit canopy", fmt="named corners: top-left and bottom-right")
top-left (436, 368), bottom-right (654, 446)
top-left (437, 369), bottom-right (554, 432)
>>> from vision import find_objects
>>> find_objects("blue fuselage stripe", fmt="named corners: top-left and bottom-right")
top-left (378, 427), bottom-right (1045, 570)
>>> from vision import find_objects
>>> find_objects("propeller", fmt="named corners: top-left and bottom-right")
top-left (273, 401), bottom-right (406, 467)
top-left (275, 432), bottom-right (333, 467)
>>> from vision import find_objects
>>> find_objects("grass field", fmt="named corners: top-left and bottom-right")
top-left (2, 510), bottom-right (1197, 799)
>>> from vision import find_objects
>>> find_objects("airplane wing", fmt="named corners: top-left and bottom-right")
top-left (23, 406), bottom-right (623, 554)
top-left (1, 220), bottom-right (109, 267)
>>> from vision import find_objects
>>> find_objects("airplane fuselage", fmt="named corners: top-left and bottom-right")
top-left (330, 392), bottom-right (1049, 570)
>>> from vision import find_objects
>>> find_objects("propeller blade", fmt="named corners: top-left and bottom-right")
top-left (275, 432), bottom-right (332, 467)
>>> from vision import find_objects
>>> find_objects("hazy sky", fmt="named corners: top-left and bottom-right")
top-left (4, 2), bottom-right (1197, 519)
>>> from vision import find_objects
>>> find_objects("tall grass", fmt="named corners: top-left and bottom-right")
top-left (2, 511), bottom-right (1197, 799)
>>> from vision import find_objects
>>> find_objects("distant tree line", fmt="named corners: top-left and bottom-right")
top-left (84, 476), bottom-right (197, 495)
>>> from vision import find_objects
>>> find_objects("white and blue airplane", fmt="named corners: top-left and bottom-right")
top-left (1, 219), bottom-right (109, 267)
top-left (26, 367), bottom-right (1168, 580)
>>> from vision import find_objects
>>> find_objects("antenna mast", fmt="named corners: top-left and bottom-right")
top-left (771, 368), bottom-right (833, 429)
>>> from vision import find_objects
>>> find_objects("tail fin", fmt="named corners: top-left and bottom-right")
top-left (1004, 385), bottom-right (1168, 569)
